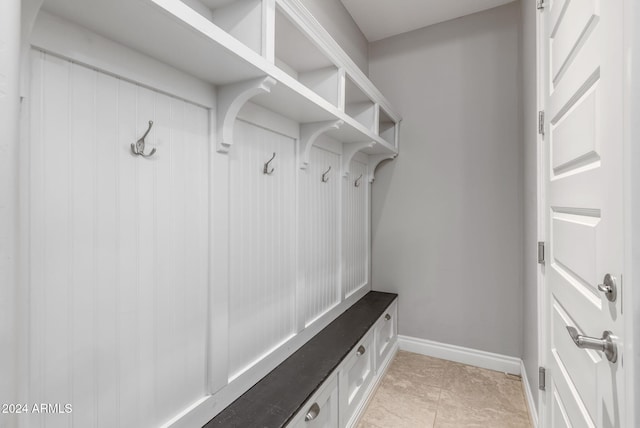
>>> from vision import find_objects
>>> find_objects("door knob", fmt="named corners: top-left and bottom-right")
top-left (597, 273), bottom-right (617, 302)
top-left (566, 326), bottom-right (617, 363)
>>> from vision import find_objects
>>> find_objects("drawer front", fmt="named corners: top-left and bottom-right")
top-left (339, 331), bottom-right (374, 427)
top-left (288, 375), bottom-right (338, 428)
top-left (375, 301), bottom-right (397, 370)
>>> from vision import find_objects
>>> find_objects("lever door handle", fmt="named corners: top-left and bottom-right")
top-left (566, 326), bottom-right (617, 363)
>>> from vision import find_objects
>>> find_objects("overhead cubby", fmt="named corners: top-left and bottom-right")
top-left (274, 5), bottom-right (341, 108)
top-left (378, 107), bottom-right (398, 148)
top-left (182, 0), bottom-right (265, 56)
top-left (345, 75), bottom-right (376, 132)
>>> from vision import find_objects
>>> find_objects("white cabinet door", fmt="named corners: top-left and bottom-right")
top-left (542, 0), bottom-right (626, 426)
top-left (375, 301), bottom-right (397, 372)
top-left (288, 376), bottom-right (338, 428)
top-left (339, 331), bottom-right (374, 427)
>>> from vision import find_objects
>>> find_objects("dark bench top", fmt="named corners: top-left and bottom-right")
top-left (204, 291), bottom-right (398, 428)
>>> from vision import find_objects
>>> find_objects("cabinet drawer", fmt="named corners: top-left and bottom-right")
top-left (288, 375), bottom-right (338, 428)
top-left (339, 331), bottom-right (374, 427)
top-left (375, 301), bottom-right (397, 370)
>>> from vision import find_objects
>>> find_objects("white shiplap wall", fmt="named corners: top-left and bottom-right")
top-left (301, 146), bottom-right (341, 326)
top-left (22, 47), bottom-right (372, 427)
top-left (26, 51), bottom-right (209, 427)
top-left (228, 120), bottom-right (298, 379)
top-left (342, 160), bottom-right (369, 297)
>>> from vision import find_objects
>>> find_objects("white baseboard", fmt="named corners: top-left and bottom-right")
top-left (520, 360), bottom-right (539, 428)
top-left (397, 335), bottom-right (521, 375)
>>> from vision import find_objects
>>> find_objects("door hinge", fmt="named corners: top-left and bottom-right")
top-left (537, 0), bottom-right (545, 10)
top-left (538, 241), bottom-right (545, 264)
top-left (539, 367), bottom-right (546, 391)
top-left (538, 110), bottom-right (545, 136)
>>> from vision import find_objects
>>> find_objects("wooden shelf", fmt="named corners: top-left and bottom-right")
top-left (39, 0), bottom-right (400, 158)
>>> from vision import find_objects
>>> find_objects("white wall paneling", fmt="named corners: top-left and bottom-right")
top-left (301, 146), bottom-right (342, 325)
top-left (26, 50), bottom-right (210, 427)
top-left (228, 119), bottom-right (298, 379)
top-left (342, 160), bottom-right (369, 298)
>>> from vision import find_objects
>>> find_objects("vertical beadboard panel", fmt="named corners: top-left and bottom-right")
top-left (28, 51), bottom-right (209, 428)
top-left (342, 160), bottom-right (368, 297)
top-left (301, 146), bottom-right (340, 326)
top-left (94, 69), bottom-right (120, 428)
top-left (42, 52), bottom-right (72, 428)
top-left (182, 101), bottom-right (209, 405)
top-left (117, 77), bottom-right (140, 428)
top-left (228, 120), bottom-right (297, 379)
top-left (69, 60), bottom-right (97, 428)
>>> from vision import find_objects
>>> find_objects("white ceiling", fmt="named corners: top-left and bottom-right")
top-left (340, 0), bottom-right (515, 42)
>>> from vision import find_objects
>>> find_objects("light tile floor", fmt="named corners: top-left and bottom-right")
top-left (358, 351), bottom-right (532, 428)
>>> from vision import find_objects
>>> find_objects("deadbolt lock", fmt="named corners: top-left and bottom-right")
top-left (597, 273), bottom-right (617, 302)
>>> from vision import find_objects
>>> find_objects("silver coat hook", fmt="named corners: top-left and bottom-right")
top-left (354, 174), bottom-right (363, 187)
top-left (321, 166), bottom-right (332, 183)
top-left (263, 152), bottom-right (276, 175)
top-left (131, 120), bottom-right (156, 157)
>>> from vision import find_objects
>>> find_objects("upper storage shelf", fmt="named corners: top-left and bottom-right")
top-left (37, 0), bottom-right (401, 157)
top-left (274, 5), bottom-right (340, 108)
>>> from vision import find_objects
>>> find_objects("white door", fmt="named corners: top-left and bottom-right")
top-left (543, 0), bottom-right (625, 427)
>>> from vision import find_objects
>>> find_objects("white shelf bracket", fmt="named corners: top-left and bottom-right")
top-left (216, 76), bottom-right (277, 153)
top-left (368, 153), bottom-right (398, 182)
top-left (299, 120), bottom-right (343, 169)
top-left (342, 141), bottom-right (375, 177)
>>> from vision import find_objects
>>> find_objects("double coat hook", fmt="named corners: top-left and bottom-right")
top-left (131, 120), bottom-right (156, 157)
top-left (264, 152), bottom-right (276, 175)
top-left (321, 166), bottom-right (332, 183)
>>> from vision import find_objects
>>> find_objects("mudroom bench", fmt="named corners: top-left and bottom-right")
top-left (205, 291), bottom-right (398, 428)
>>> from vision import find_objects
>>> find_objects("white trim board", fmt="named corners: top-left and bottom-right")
top-left (520, 360), bottom-right (539, 428)
top-left (397, 335), bottom-right (521, 375)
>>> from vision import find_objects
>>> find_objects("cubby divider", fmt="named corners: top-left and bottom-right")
top-left (345, 76), bottom-right (376, 132)
top-left (378, 106), bottom-right (398, 148)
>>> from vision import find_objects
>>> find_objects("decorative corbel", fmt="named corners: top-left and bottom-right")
top-left (368, 153), bottom-right (398, 182)
top-left (216, 76), bottom-right (277, 153)
top-left (299, 120), bottom-right (343, 169)
top-left (341, 141), bottom-right (375, 177)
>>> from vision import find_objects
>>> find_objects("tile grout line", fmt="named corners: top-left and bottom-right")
top-left (431, 358), bottom-right (451, 428)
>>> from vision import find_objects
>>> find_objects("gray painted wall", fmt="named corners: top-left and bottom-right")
top-left (368, 2), bottom-right (523, 358)
top-left (299, 0), bottom-right (369, 74)
top-left (520, 0), bottom-right (539, 410)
